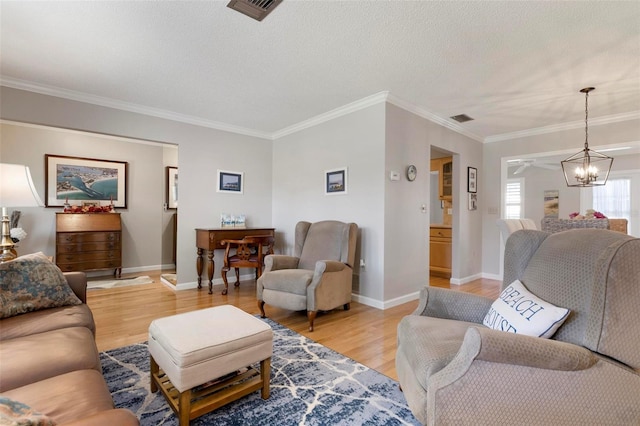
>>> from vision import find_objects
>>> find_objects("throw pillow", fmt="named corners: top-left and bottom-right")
top-left (483, 279), bottom-right (570, 338)
top-left (0, 252), bottom-right (81, 319)
top-left (0, 396), bottom-right (56, 426)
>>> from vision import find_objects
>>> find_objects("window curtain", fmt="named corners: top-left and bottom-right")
top-left (593, 178), bottom-right (631, 221)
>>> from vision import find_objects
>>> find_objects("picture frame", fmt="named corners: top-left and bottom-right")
top-left (467, 166), bottom-right (477, 193)
top-left (166, 166), bottom-right (178, 209)
top-left (45, 154), bottom-right (128, 208)
top-left (468, 193), bottom-right (477, 211)
top-left (217, 170), bottom-right (243, 194)
top-left (325, 167), bottom-right (347, 195)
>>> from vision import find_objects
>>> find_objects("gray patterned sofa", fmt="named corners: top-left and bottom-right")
top-left (396, 229), bottom-right (640, 425)
top-left (0, 252), bottom-right (138, 425)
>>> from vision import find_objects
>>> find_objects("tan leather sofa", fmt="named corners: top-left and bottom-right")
top-left (0, 271), bottom-right (139, 425)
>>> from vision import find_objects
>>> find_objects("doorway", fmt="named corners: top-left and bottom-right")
top-left (429, 147), bottom-right (454, 279)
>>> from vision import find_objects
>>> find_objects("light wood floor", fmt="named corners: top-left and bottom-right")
top-left (87, 271), bottom-right (500, 381)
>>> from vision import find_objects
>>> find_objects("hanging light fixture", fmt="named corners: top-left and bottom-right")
top-left (561, 87), bottom-right (613, 187)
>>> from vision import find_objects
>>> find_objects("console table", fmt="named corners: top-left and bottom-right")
top-left (195, 228), bottom-right (275, 294)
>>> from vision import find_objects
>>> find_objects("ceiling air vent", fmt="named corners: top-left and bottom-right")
top-left (227, 0), bottom-right (283, 21)
top-left (450, 114), bottom-right (474, 123)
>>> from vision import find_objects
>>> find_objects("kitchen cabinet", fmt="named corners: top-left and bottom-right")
top-left (429, 225), bottom-right (451, 278)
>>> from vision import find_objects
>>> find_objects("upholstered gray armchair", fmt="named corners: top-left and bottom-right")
top-left (257, 220), bottom-right (357, 331)
top-left (396, 229), bottom-right (640, 425)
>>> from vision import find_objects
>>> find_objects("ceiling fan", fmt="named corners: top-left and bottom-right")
top-left (508, 159), bottom-right (561, 174)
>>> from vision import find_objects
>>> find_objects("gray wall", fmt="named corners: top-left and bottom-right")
top-left (482, 118), bottom-right (640, 278)
top-left (6, 85), bottom-right (633, 306)
top-left (1, 86), bottom-right (273, 287)
top-left (272, 103), bottom-right (386, 304)
top-left (385, 103), bottom-right (484, 287)
top-left (0, 121), bottom-right (174, 272)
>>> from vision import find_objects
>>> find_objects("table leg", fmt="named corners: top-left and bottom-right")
top-left (196, 248), bottom-right (204, 289)
top-left (207, 251), bottom-right (215, 294)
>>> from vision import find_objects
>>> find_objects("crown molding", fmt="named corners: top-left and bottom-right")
top-left (5, 76), bottom-right (636, 145)
top-left (0, 119), bottom-right (177, 148)
top-left (271, 91), bottom-right (391, 139)
top-left (385, 94), bottom-right (483, 142)
top-left (0, 76), bottom-right (273, 140)
top-left (484, 110), bottom-right (640, 143)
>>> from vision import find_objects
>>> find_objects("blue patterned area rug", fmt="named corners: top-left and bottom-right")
top-left (100, 317), bottom-right (420, 425)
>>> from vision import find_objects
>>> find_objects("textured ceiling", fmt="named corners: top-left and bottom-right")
top-left (1, 1), bottom-right (639, 141)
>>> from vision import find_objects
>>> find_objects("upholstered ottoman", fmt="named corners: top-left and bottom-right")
top-left (148, 305), bottom-right (272, 425)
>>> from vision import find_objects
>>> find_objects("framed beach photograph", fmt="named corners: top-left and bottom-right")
top-left (166, 166), bottom-right (178, 209)
top-left (325, 167), bottom-right (347, 195)
top-left (217, 169), bottom-right (243, 194)
top-left (45, 154), bottom-right (128, 208)
top-left (544, 189), bottom-right (559, 218)
top-left (467, 166), bottom-right (477, 193)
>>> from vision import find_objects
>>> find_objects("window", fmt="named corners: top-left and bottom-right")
top-left (581, 170), bottom-right (640, 237)
top-left (505, 178), bottom-right (524, 219)
top-left (592, 178), bottom-right (630, 221)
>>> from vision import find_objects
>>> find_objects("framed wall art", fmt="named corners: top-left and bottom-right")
top-left (468, 193), bottom-right (478, 211)
top-left (166, 166), bottom-right (178, 209)
top-left (217, 170), bottom-right (243, 194)
top-left (544, 190), bottom-right (559, 218)
top-left (467, 166), bottom-right (477, 193)
top-left (325, 167), bottom-right (347, 195)
top-left (45, 154), bottom-right (128, 208)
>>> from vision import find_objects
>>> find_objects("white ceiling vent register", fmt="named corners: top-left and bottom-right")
top-left (227, 0), bottom-right (283, 21)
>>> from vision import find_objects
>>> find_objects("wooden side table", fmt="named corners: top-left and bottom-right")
top-left (195, 228), bottom-right (275, 294)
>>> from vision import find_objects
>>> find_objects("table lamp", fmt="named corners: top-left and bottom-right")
top-left (0, 163), bottom-right (44, 262)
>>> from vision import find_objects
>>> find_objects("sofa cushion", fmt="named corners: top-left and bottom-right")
top-left (0, 304), bottom-right (95, 341)
top-left (483, 279), bottom-right (570, 338)
top-left (0, 396), bottom-right (55, 426)
top-left (3, 370), bottom-right (115, 425)
top-left (0, 252), bottom-right (81, 319)
top-left (0, 327), bottom-right (101, 392)
top-left (259, 269), bottom-right (313, 295)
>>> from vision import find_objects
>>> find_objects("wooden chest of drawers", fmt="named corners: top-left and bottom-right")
top-left (56, 213), bottom-right (122, 276)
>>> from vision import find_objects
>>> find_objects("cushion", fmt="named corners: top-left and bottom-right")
top-left (483, 280), bottom-right (570, 338)
top-left (0, 396), bottom-right (56, 426)
top-left (0, 252), bottom-right (81, 319)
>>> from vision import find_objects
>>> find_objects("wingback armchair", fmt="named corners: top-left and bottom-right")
top-left (257, 220), bottom-right (357, 331)
top-left (396, 229), bottom-right (640, 425)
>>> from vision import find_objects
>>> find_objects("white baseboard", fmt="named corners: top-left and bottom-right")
top-left (170, 272), bottom-right (255, 292)
top-left (86, 263), bottom-right (175, 278)
top-left (351, 291), bottom-right (420, 310)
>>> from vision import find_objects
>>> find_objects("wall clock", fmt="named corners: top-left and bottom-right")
top-left (406, 165), bottom-right (417, 181)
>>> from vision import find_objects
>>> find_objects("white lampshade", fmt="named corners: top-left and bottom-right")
top-left (0, 163), bottom-right (44, 207)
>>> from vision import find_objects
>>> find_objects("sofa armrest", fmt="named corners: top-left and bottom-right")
top-left (413, 286), bottom-right (493, 324)
top-left (61, 408), bottom-right (139, 426)
top-left (64, 272), bottom-right (88, 303)
top-left (263, 254), bottom-right (299, 272)
top-left (465, 326), bottom-right (597, 371)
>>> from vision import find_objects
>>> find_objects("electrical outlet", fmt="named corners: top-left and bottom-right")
top-left (360, 259), bottom-right (365, 268)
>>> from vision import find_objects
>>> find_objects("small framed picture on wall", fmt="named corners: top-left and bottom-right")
top-left (325, 167), bottom-right (347, 195)
top-left (467, 167), bottom-right (477, 193)
top-left (217, 170), bottom-right (244, 194)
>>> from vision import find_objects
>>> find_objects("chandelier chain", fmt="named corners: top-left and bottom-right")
top-left (584, 89), bottom-right (589, 150)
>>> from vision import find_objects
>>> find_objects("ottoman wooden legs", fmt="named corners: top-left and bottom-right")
top-left (150, 355), bottom-right (271, 426)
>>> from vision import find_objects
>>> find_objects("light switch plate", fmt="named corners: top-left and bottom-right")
top-left (389, 171), bottom-right (400, 181)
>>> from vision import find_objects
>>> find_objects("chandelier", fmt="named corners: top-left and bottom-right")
top-left (561, 87), bottom-right (613, 187)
